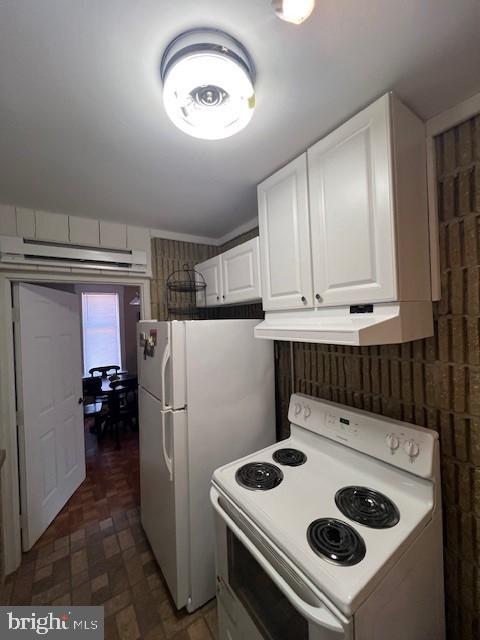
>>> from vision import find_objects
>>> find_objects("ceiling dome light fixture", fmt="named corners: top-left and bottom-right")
top-left (273, 0), bottom-right (316, 24)
top-left (160, 28), bottom-right (256, 140)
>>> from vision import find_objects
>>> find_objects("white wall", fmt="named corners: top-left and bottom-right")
top-left (124, 286), bottom-right (140, 374)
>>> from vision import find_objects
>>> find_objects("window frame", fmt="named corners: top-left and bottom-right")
top-left (80, 290), bottom-right (124, 376)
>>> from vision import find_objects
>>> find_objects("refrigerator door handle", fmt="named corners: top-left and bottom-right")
top-left (162, 411), bottom-right (173, 482)
top-left (161, 339), bottom-right (171, 410)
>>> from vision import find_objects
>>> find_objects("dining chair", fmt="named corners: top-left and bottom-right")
top-left (82, 376), bottom-right (108, 439)
top-left (89, 365), bottom-right (121, 378)
top-left (108, 378), bottom-right (139, 448)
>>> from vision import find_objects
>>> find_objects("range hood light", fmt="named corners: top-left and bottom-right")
top-left (273, 0), bottom-right (315, 24)
top-left (160, 28), bottom-right (256, 140)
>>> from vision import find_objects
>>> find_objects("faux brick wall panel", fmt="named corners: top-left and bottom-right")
top-left (275, 114), bottom-right (480, 639)
top-left (150, 237), bottom-right (216, 320)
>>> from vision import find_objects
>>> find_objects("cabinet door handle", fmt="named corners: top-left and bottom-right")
top-left (315, 294), bottom-right (321, 301)
top-left (301, 296), bottom-right (307, 303)
top-left (216, 296), bottom-right (220, 301)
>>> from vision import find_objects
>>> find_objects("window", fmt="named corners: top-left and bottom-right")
top-left (81, 292), bottom-right (122, 376)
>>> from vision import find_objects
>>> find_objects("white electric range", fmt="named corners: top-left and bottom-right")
top-left (211, 393), bottom-right (445, 640)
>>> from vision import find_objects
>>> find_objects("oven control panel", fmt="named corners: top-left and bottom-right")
top-left (289, 393), bottom-right (437, 479)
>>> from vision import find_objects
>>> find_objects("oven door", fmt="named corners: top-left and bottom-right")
top-left (211, 486), bottom-right (352, 640)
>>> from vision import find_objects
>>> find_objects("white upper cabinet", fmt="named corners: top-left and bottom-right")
top-left (196, 238), bottom-right (262, 307)
top-left (35, 211), bottom-right (69, 243)
top-left (257, 155), bottom-right (313, 311)
top-left (16, 208), bottom-right (36, 238)
top-left (257, 93), bottom-right (431, 313)
top-left (308, 95), bottom-right (395, 306)
top-left (99, 221), bottom-right (127, 249)
top-left (0, 204), bottom-right (17, 236)
top-left (196, 255), bottom-right (223, 306)
top-left (222, 237), bottom-right (261, 304)
top-left (69, 216), bottom-right (100, 246)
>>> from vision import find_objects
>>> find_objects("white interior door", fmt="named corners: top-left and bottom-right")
top-left (14, 283), bottom-right (85, 551)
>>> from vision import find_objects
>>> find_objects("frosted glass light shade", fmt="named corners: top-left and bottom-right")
top-left (161, 31), bottom-right (256, 140)
top-left (274, 0), bottom-right (315, 24)
top-left (163, 52), bottom-right (255, 140)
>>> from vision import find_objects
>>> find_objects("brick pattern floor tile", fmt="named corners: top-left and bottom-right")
top-left (3, 422), bottom-right (217, 640)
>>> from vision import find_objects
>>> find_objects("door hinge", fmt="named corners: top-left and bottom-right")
top-left (12, 307), bottom-right (20, 323)
top-left (16, 409), bottom-right (23, 427)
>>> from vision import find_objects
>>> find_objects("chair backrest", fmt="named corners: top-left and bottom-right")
top-left (89, 365), bottom-right (120, 378)
top-left (109, 378), bottom-right (138, 417)
top-left (110, 378), bottom-right (138, 393)
top-left (83, 376), bottom-right (102, 396)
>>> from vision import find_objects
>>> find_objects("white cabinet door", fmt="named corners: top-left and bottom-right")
top-left (196, 255), bottom-right (223, 306)
top-left (69, 216), bottom-right (100, 246)
top-left (307, 94), bottom-right (397, 306)
top-left (35, 211), bottom-right (69, 242)
top-left (258, 154), bottom-right (313, 310)
top-left (221, 237), bottom-right (261, 304)
top-left (99, 221), bottom-right (127, 249)
top-left (0, 204), bottom-right (16, 235)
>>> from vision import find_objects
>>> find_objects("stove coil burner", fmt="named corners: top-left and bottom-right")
top-left (235, 462), bottom-right (284, 491)
top-left (272, 448), bottom-right (307, 467)
top-left (307, 518), bottom-right (366, 566)
top-left (335, 486), bottom-right (400, 529)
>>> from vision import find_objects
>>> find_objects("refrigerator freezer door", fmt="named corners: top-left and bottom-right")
top-left (137, 320), bottom-right (186, 409)
top-left (184, 319), bottom-right (276, 611)
top-left (138, 387), bottom-right (190, 608)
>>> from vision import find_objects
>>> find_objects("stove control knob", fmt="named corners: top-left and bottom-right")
top-left (303, 405), bottom-right (311, 419)
top-left (294, 402), bottom-right (302, 416)
top-left (385, 434), bottom-right (400, 453)
top-left (404, 440), bottom-right (420, 460)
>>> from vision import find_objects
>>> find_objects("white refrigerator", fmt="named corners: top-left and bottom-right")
top-left (137, 319), bottom-right (275, 612)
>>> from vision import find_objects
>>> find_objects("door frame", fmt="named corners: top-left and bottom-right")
top-left (0, 270), bottom-right (151, 575)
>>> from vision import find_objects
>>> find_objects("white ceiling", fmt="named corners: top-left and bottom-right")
top-left (0, 1), bottom-right (479, 239)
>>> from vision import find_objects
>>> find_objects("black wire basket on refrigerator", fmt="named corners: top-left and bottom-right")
top-left (166, 264), bottom-right (207, 318)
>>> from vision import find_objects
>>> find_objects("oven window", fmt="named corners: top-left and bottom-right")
top-left (227, 529), bottom-right (309, 640)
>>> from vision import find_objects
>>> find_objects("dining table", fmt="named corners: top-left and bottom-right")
top-left (82, 371), bottom-right (138, 443)
top-left (92, 372), bottom-right (138, 395)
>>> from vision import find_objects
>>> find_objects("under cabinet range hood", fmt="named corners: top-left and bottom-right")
top-left (255, 92), bottom-right (435, 347)
top-left (254, 302), bottom-right (434, 346)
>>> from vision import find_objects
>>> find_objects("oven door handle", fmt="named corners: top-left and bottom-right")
top-left (210, 487), bottom-right (345, 634)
